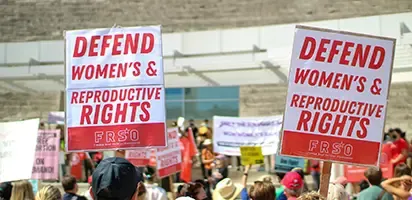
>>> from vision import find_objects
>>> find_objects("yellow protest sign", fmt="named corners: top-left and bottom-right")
top-left (240, 146), bottom-right (264, 165)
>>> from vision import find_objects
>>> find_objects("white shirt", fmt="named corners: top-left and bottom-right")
top-left (144, 183), bottom-right (168, 200)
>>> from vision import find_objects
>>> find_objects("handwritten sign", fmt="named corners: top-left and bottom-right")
top-left (32, 130), bottom-right (60, 180)
top-left (240, 146), bottom-right (264, 165)
top-left (213, 115), bottom-right (282, 156)
top-left (0, 119), bottom-right (40, 182)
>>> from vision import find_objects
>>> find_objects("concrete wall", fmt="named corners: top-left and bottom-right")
top-left (0, 92), bottom-right (62, 121)
top-left (1, 0), bottom-right (412, 42)
top-left (240, 83), bottom-right (412, 135)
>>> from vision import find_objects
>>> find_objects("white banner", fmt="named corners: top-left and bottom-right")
top-left (213, 116), bottom-right (282, 156)
top-left (0, 119), bottom-right (40, 182)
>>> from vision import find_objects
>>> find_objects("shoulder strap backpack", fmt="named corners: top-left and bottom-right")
top-left (377, 189), bottom-right (387, 200)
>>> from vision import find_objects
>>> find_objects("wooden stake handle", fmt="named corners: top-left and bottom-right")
top-left (319, 161), bottom-right (332, 197)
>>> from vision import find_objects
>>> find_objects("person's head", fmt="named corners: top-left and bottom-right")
top-left (0, 182), bottom-right (13, 200)
top-left (292, 168), bottom-right (305, 180)
top-left (10, 180), bottom-right (34, 200)
top-left (204, 119), bottom-right (209, 124)
top-left (62, 175), bottom-right (78, 193)
top-left (177, 185), bottom-right (185, 197)
top-left (258, 175), bottom-right (273, 183)
top-left (332, 176), bottom-right (348, 188)
top-left (281, 171), bottom-right (303, 198)
top-left (364, 167), bottom-right (383, 186)
top-left (35, 185), bottom-right (62, 200)
top-left (189, 119), bottom-right (195, 126)
top-left (276, 172), bottom-right (286, 182)
top-left (297, 191), bottom-right (326, 200)
top-left (179, 182), bottom-right (207, 200)
top-left (395, 163), bottom-right (411, 177)
top-left (144, 166), bottom-right (157, 183)
top-left (212, 178), bottom-right (243, 200)
top-left (359, 180), bottom-right (369, 191)
top-left (389, 128), bottom-right (406, 140)
top-left (249, 181), bottom-right (276, 200)
top-left (203, 139), bottom-right (212, 150)
top-left (327, 183), bottom-right (348, 200)
top-left (89, 157), bottom-right (144, 200)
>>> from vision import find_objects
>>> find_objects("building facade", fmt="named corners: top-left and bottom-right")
top-left (0, 0), bottom-right (411, 133)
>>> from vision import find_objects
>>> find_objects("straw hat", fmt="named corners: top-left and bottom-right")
top-left (212, 178), bottom-right (243, 200)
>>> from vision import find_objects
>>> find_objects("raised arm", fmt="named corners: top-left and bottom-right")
top-left (381, 176), bottom-right (412, 199)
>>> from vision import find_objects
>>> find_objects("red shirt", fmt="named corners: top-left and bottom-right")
top-left (392, 138), bottom-right (408, 166)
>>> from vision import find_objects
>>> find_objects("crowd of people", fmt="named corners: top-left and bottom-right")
top-left (2, 121), bottom-right (412, 200)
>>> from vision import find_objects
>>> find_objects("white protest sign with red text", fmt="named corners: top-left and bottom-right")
top-left (65, 26), bottom-right (163, 89)
top-left (65, 26), bottom-right (166, 152)
top-left (126, 149), bottom-right (155, 167)
top-left (156, 128), bottom-right (182, 178)
top-left (32, 130), bottom-right (60, 180)
top-left (280, 26), bottom-right (395, 166)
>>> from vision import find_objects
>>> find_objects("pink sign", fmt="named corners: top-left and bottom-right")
top-left (32, 130), bottom-right (60, 180)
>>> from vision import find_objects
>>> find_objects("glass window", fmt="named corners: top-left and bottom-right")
top-left (166, 102), bottom-right (183, 120)
top-left (184, 86), bottom-right (239, 100)
top-left (184, 100), bottom-right (239, 119)
top-left (165, 88), bottom-right (183, 101)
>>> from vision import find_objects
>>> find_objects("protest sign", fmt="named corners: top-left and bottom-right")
top-left (0, 119), bottom-right (40, 182)
top-left (156, 128), bottom-right (182, 178)
top-left (126, 149), bottom-right (154, 167)
top-left (65, 26), bottom-right (164, 89)
top-left (213, 115), bottom-right (282, 156)
top-left (274, 155), bottom-right (305, 173)
top-left (240, 146), bottom-right (264, 165)
top-left (65, 26), bottom-right (166, 151)
top-left (280, 25), bottom-right (395, 166)
top-left (32, 130), bottom-right (61, 180)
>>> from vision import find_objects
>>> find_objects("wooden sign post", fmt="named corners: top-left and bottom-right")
top-left (319, 161), bottom-right (332, 197)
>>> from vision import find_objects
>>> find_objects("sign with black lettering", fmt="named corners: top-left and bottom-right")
top-left (31, 130), bottom-right (60, 180)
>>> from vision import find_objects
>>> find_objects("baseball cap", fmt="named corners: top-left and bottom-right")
top-left (281, 171), bottom-right (303, 190)
top-left (92, 157), bottom-right (143, 200)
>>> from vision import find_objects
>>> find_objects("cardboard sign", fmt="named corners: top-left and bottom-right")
top-left (240, 146), bottom-right (264, 165)
top-left (126, 149), bottom-right (154, 167)
top-left (213, 116), bottom-right (282, 156)
top-left (280, 25), bottom-right (395, 166)
top-left (65, 26), bottom-right (166, 151)
top-left (156, 128), bottom-right (182, 178)
top-left (32, 130), bottom-right (61, 180)
top-left (275, 155), bottom-right (305, 173)
top-left (0, 119), bottom-right (40, 182)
